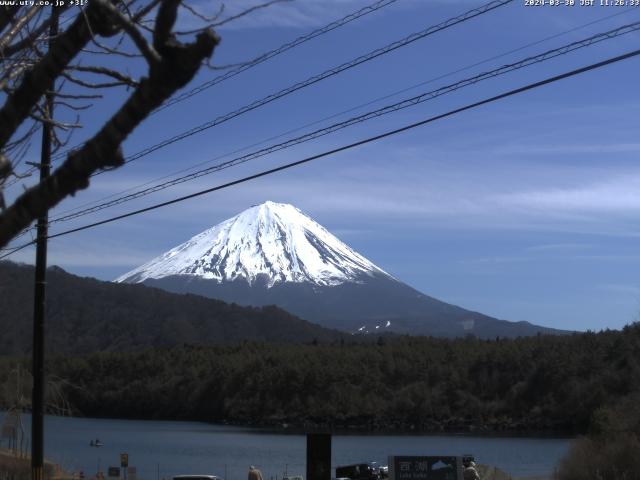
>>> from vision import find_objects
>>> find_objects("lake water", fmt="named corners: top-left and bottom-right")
top-left (0, 413), bottom-right (571, 480)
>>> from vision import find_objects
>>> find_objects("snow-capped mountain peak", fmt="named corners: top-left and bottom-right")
top-left (115, 201), bottom-right (390, 287)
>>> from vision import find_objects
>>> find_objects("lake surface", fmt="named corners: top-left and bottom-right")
top-left (0, 413), bottom-right (571, 480)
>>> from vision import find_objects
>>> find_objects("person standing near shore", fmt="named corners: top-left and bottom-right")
top-left (463, 461), bottom-right (480, 480)
top-left (249, 466), bottom-right (264, 480)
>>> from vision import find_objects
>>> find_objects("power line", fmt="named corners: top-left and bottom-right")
top-left (16, 0), bottom-right (509, 223)
top-left (156, 0), bottom-right (400, 113)
top-left (49, 6), bottom-right (640, 222)
top-left (3, 0), bottom-right (508, 191)
top-left (7, 0), bottom-right (401, 184)
top-left (91, 0), bottom-right (514, 173)
top-left (0, 240), bottom-right (33, 258)
top-left (3, 45), bottom-right (639, 259)
top-left (46, 20), bottom-right (640, 225)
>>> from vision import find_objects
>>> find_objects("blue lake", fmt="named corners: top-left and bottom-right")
top-left (0, 413), bottom-right (572, 480)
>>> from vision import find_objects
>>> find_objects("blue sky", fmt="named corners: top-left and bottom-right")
top-left (5, 0), bottom-right (640, 332)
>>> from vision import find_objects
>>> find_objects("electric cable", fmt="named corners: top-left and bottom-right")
top-left (104, 0), bottom-right (513, 172)
top-left (46, 20), bottom-right (640, 225)
top-left (156, 0), bottom-right (400, 113)
top-left (0, 0), bottom-right (513, 241)
top-left (49, 6), bottom-right (640, 221)
top-left (7, 0), bottom-right (511, 187)
top-left (3, 45), bottom-right (639, 258)
top-left (6, 0), bottom-right (401, 184)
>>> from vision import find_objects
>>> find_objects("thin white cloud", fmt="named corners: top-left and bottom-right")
top-left (9, 243), bottom-right (154, 268)
top-left (459, 256), bottom-right (535, 265)
top-left (496, 174), bottom-right (640, 215)
top-left (183, 0), bottom-right (398, 31)
top-left (494, 143), bottom-right (640, 156)
top-left (597, 284), bottom-right (640, 296)
top-left (12, 130), bottom-right (640, 278)
top-left (525, 243), bottom-right (594, 252)
top-left (183, 0), bottom-right (473, 31)
top-left (53, 151), bottom-right (640, 239)
top-left (569, 255), bottom-right (640, 262)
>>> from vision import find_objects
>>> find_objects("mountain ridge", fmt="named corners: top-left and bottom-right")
top-left (117, 201), bottom-right (568, 338)
top-left (0, 261), bottom-right (344, 355)
top-left (116, 201), bottom-right (390, 287)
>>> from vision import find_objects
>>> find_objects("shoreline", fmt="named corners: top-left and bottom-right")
top-left (0, 447), bottom-right (70, 479)
top-left (2, 409), bottom-right (576, 438)
top-left (0, 413), bottom-right (566, 480)
top-left (213, 418), bottom-right (577, 438)
top-left (0, 448), bottom-right (553, 480)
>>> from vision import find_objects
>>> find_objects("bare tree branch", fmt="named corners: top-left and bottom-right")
top-left (29, 111), bottom-right (81, 130)
top-left (61, 71), bottom-right (131, 89)
top-left (4, 120), bottom-right (39, 153)
top-left (54, 100), bottom-right (93, 111)
top-left (212, 0), bottom-right (291, 28)
top-left (0, 5), bottom-right (40, 52)
top-left (82, 45), bottom-right (142, 58)
top-left (181, 1), bottom-right (224, 23)
top-left (0, 3), bottom-right (119, 151)
top-left (93, 0), bottom-right (161, 66)
top-left (52, 91), bottom-right (103, 100)
top-left (1, 16), bottom-right (53, 58)
top-left (8, 136), bottom-right (32, 168)
top-left (0, 153), bottom-right (11, 182)
top-left (0, 6), bottom-right (20, 35)
top-left (153, 0), bottom-right (180, 50)
top-left (132, 0), bottom-right (162, 22)
top-left (0, 6), bottom-right (220, 246)
top-left (71, 65), bottom-right (139, 87)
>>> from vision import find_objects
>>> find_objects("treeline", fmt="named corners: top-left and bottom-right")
top-left (0, 261), bottom-right (342, 355)
top-left (1, 324), bottom-right (640, 434)
top-left (556, 393), bottom-right (640, 479)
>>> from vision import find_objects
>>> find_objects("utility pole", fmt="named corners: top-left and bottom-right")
top-left (32, 7), bottom-right (59, 480)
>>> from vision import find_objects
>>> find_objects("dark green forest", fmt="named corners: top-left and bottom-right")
top-left (2, 324), bottom-right (639, 434)
top-left (0, 261), bottom-right (342, 355)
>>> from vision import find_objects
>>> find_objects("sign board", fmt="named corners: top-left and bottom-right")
top-left (108, 467), bottom-right (120, 478)
top-left (127, 467), bottom-right (137, 480)
top-left (120, 454), bottom-right (129, 468)
top-left (388, 456), bottom-right (462, 480)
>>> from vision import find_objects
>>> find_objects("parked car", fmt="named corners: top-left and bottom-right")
top-left (173, 475), bottom-right (223, 480)
top-left (335, 463), bottom-right (379, 480)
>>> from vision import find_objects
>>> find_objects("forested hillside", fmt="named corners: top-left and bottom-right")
top-left (1, 325), bottom-right (638, 434)
top-left (0, 261), bottom-right (342, 354)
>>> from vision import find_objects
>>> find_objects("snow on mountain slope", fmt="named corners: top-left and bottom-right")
top-left (115, 201), bottom-right (391, 287)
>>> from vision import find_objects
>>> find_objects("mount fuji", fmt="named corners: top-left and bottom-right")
top-left (116, 201), bottom-right (564, 338)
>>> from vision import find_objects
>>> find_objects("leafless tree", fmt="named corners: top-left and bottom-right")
top-left (1, 364), bottom-right (74, 457)
top-left (0, 0), bottom-right (230, 248)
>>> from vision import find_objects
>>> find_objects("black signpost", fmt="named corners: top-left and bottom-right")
top-left (388, 456), bottom-right (462, 480)
top-left (306, 433), bottom-right (331, 480)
